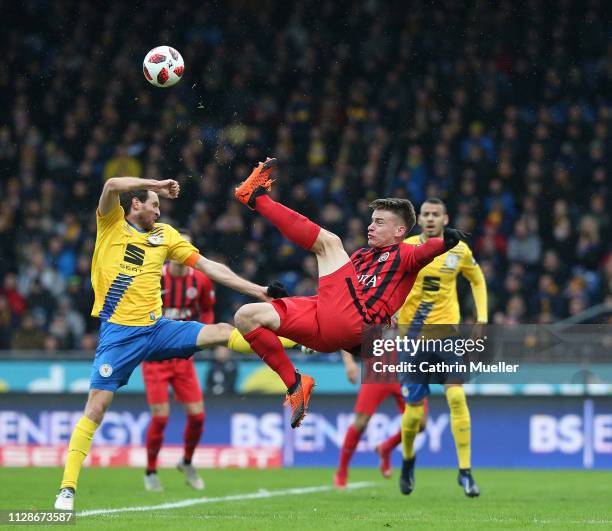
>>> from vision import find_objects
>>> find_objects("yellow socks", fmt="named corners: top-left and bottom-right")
top-left (446, 386), bottom-right (471, 470)
top-left (60, 416), bottom-right (99, 490)
top-left (401, 403), bottom-right (425, 459)
top-left (227, 328), bottom-right (297, 353)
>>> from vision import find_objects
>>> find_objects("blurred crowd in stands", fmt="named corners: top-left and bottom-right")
top-left (0, 0), bottom-right (610, 350)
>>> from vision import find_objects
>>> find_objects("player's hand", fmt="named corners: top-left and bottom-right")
top-left (470, 321), bottom-right (486, 340)
top-left (345, 361), bottom-right (360, 384)
top-left (155, 179), bottom-right (180, 199)
top-left (266, 280), bottom-right (289, 299)
top-left (443, 227), bottom-right (470, 250)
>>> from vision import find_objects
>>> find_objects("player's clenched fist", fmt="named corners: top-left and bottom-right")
top-left (154, 179), bottom-right (180, 199)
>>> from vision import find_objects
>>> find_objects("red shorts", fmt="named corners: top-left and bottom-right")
top-left (271, 261), bottom-right (364, 352)
top-left (354, 383), bottom-right (430, 416)
top-left (141, 358), bottom-right (203, 405)
top-left (354, 383), bottom-right (404, 415)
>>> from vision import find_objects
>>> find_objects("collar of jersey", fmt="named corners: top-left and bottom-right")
top-left (126, 219), bottom-right (147, 234)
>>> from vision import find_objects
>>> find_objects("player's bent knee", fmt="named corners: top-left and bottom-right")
top-left (150, 403), bottom-right (170, 417)
top-left (84, 389), bottom-right (113, 423)
top-left (234, 303), bottom-right (280, 333)
top-left (353, 413), bottom-right (371, 432)
top-left (184, 401), bottom-right (204, 415)
top-left (446, 385), bottom-right (467, 409)
top-left (403, 403), bottom-right (425, 430)
top-left (234, 305), bottom-right (255, 331)
top-left (313, 229), bottom-right (343, 255)
top-left (196, 322), bottom-right (233, 348)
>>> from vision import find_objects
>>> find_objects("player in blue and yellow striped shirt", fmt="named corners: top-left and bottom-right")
top-left (397, 198), bottom-right (487, 497)
top-left (54, 176), bottom-right (289, 510)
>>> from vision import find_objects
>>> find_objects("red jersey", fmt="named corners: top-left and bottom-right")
top-left (160, 265), bottom-right (215, 324)
top-left (349, 238), bottom-right (445, 326)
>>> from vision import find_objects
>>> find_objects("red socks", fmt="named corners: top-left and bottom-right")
top-left (338, 425), bottom-right (363, 473)
top-left (146, 413), bottom-right (205, 471)
top-left (380, 430), bottom-right (402, 452)
top-left (146, 415), bottom-right (168, 473)
top-left (243, 327), bottom-right (297, 389)
top-left (254, 195), bottom-right (321, 250)
top-left (183, 412), bottom-right (205, 464)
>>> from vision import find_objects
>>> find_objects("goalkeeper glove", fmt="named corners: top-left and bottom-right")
top-left (443, 227), bottom-right (470, 250)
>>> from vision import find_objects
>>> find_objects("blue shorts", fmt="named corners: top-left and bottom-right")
top-left (90, 318), bottom-right (205, 392)
top-left (399, 335), bottom-right (467, 404)
top-left (401, 383), bottom-right (431, 403)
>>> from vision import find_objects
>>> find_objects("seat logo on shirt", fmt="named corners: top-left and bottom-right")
top-left (423, 276), bottom-right (441, 292)
top-left (124, 244), bottom-right (145, 266)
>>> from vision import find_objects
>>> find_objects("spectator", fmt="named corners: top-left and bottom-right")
top-left (507, 219), bottom-right (542, 266)
top-left (206, 347), bottom-right (237, 395)
top-left (11, 313), bottom-right (46, 350)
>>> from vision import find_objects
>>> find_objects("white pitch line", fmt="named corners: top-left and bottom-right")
top-left (77, 481), bottom-right (376, 517)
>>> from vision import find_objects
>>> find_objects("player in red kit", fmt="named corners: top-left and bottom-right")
top-left (233, 158), bottom-right (468, 428)
top-left (141, 230), bottom-right (215, 492)
top-left (334, 351), bottom-right (428, 488)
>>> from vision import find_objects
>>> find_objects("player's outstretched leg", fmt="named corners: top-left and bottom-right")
top-left (235, 158), bottom-right (321, 251)
top-left (234, 302), bottom-right (315, 428)
top-left (54, 390), bottom-right (113, 510)
top-left (446, 385), bottom-right (480, 497)
top-left (235, 158), bottom-right (351, 276)
top-left (399, 402), bottom-right (425, 495)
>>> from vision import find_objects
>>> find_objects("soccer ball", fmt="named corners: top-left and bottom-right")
top-left (143, 46), bottom-right (185, 88)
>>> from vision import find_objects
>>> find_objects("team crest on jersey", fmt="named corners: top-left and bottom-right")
top-left (99, 364), bottom-right (113, 377)
top-left (444, 254), bottom-right (459, 269)
top-left (186, 286), bottom-right (198, 299)
top-left (378, 252), bottom-right (390, 263)
top-left (147, 233), bottom-right (164, 246)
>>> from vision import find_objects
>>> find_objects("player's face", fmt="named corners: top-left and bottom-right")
top-left (368, 209), bottom-right (406, 248)
top-left (418, 203), bottom-right (448, 237)
top-left (134, 191), bottom-right (160, 232)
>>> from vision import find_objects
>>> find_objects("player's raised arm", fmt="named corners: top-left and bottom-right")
top-left (98, 177), bottom-right (180, 216)
top-left (193, 255), bottom-right (273, 302)
top-left (407, 228), bottom-right (470, 270)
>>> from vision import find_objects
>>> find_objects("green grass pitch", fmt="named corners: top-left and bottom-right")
top-left (0, 467), bottom-right (610, 530)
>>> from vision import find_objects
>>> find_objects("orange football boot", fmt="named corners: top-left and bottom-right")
top-left (284, 373), bottom-right (315, 428)
top-left (234, 157), bottom-right (277, 209)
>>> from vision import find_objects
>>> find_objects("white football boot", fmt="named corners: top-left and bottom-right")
top-left (177, 461), bottom-right (205, 490)
top-left (144, 472), bottom-right (163, 492)
top-left (54, 488), bottom-right (75, 511)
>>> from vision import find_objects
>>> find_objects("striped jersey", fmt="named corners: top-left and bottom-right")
top-left (161, 265), bottom-right (216, 324)
top-left (348, 238), bottom-right (446, 326)
top-left (91, 203), bottom-right (199, 326)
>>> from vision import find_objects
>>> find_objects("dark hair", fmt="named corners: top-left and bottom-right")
top-left (422, 197), bottom-right (447, 212)
top-left (369, 197), bottom-right (416, 234)
top-left (119, 190), bottom-right (150, 215)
